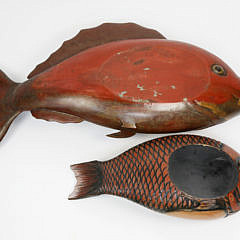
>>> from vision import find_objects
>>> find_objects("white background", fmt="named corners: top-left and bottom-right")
top-left (1, 0), bottom-right (240, 239)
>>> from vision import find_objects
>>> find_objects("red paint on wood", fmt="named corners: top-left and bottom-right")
top-left (31, 39), bottom-right (240, 105)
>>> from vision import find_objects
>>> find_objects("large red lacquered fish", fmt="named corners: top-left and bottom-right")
top-left (1, 23), bottom-right (240, 140)
top-left (69, 134), bottom-right (240, 219)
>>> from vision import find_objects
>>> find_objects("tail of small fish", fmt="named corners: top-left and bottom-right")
top-left (0, 70), bottom-right (20, 141)
top-left (69, 161), bottom-right (103, 200)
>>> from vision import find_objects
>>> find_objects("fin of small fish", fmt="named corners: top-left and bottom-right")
top-left (28, 23), bottom-right (166, 79)
top-left (106, 128), bottom-right (136, 138)
top-left (31, 109), bottom-right (84, 123)
top-left (69, 161), bottom-right (102, 200)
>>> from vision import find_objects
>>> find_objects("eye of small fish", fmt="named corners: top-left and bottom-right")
top-left (211, 64), bottom-right (227, 76)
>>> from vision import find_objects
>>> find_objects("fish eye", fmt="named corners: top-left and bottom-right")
top-left (211, 64), bottom-right (227, 76)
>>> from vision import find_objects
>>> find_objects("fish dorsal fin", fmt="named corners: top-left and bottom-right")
top-left (28, 23), bottom-right (166, 79)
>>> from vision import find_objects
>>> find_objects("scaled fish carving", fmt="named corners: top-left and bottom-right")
top-left (1, 23), bottom-right (240, 140)
top-left (69, 135), bottom-right (240, 219)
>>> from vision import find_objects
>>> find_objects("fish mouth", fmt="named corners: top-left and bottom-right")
top-left (195, 94), bottom-right (240, 120)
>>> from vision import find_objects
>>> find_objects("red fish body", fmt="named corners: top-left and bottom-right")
top-left (69, 135), bottom-right (240, 219)
top-left (1, 23), bottom-right (240, 140)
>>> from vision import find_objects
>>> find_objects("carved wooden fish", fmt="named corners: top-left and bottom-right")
top-left (1, 23), bottom-right (240, 140)
top-left (69, 135), bottom-right (240, 219)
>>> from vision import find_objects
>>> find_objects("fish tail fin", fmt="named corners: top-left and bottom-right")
top-left (69, 161), bottom-right (103, 200)
top-left (0, 70), bottom-right (20, 141)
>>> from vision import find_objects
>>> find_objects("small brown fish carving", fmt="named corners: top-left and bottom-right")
top-left (69, 135), bottom-right (240, 219)
top-left (1, 23), bottom-right (240, 141)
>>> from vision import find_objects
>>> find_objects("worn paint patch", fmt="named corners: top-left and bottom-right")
top-left (195, 101), bottom-right (226, 117)
top-left (137, 84), bottom-right (145, 91)
top-left (121, 120), bottom-right (137, 129)
top-left (153, 90), bottom-right (162, 97)
top-left (119, 91), bottom-right (127, 98)
top-left (132, 97), bottom-right (150, 103)
top-left (195, 96), bottom-right (240, 119)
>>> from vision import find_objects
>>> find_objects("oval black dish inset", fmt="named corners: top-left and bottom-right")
top-left (168, 145), bottom-right (239, 199)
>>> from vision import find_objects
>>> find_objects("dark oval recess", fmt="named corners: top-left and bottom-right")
top-left (168, 145), bottom-right (239, 199)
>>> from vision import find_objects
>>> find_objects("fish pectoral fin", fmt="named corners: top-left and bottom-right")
top-left (107, 129), bottom-right (136, 138)
top-left (31, 109), bottom-right (84, 123)
top-left (107, 119), bottom-right (136, 138)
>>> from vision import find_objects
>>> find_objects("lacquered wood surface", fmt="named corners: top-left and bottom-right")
top-left (70, 135), bottom-right (240, 219)
top-left (1, 23), bottom-right (240, 140)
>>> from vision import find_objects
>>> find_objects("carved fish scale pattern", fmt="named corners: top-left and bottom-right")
top-left (225, 185), bottom-right (240, 215)
top-left (99, 135), bottom-right (224, 212)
